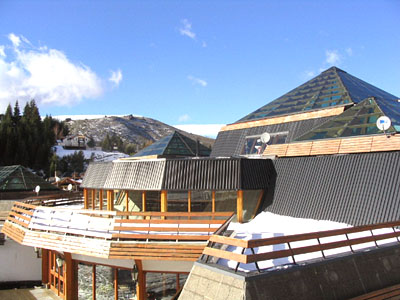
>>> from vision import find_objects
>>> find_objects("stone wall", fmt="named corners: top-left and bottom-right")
top-left (180, 243), bottom-right (400, 300)
top-left (179, 264), bottom-right (245, 300)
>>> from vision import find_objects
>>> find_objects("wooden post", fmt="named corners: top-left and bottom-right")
top-left (83, 189), bottom-right (88, 209)
top-left (91, 189), bottom-right (96, 210)
top-left (176, 273), bottom-right (180, 291)
top-left (135, 260), bottom-right (146, 300)
top-left (92, 265), bottom-right (96, 300)
top-left (212, 191), bottom-right (216, 213)
top-left (125, 191), bottom-right (129, 218)
top-left (42, 248), bottom-right (49, 285)
top-left (99, 190), bottom-right (103, 210)
top-left (161, 190), bottom-right (167, 213)
top-left (237, 190), bottom-right (243, 223)
top-left (64, 252), bottom-right (78, 300)
top-left (114, 267), bottom-right (118, 300)
top-left (142, 191), bottom-right (146, 212)
top-left (188, 191), bottom-right (191, 213)
top-left (107, 190), bottom-right (114, 211)
top-left (252, 190), bottom-right (265, 219)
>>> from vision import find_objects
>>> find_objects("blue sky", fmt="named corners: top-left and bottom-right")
top-left (0, 0), bottom-right (399, 130)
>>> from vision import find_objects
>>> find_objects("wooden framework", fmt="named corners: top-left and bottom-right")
top-left (221, 106), bottom-right (345, 131)
top-left (263, 134), bottom-right (400, 157)
top-left (2, 201), bottom-right (234, 261)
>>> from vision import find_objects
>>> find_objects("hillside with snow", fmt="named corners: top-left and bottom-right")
top-left (55, 114), bottom-right (215, 150)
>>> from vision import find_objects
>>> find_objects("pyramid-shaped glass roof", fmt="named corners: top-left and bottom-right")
top-left (295, 97), bottom-right (396, 141)
top-left (133, 131), bottom-right (211, 158)
top-left (236, 67), bottom-right (399, 124)
top-left (0, 165), bottom-right (58, 191)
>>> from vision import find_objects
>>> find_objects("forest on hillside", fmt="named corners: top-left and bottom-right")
top-left (0, 100), bottom-right (69, 176)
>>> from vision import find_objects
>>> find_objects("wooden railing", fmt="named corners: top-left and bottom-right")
top-left (4, 201), bottom-right (234, 242)
top-left (202, 220), bottom-right (400, 272)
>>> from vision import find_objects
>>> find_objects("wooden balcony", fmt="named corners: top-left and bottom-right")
top-left (2, 201), bottom-right (234, 261)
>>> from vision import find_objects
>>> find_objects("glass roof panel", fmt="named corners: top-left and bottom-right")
top-left (295, 97), bottom-right (396, 141)
top-left (133, 131), bottom-right (211, 158)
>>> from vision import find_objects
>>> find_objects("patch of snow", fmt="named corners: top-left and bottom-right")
top-left (53, 145), bottom-right (128, 162)
top-left (51, 114), bottom-right (142, 121)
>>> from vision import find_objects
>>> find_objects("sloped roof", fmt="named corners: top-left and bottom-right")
top-left (82, 158), bottom-right (275, 191)
top-left (295, 97), bottom-right (397, 141)
top-left (0, 165), bottom-right (58, 191)
top-left (133, 131), bottom-right (211, 158)
top-left (237, 67), bottom-right (399, 124)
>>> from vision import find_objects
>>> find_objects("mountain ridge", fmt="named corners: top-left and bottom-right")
top-left (64, 114), bottom-right (215, 152)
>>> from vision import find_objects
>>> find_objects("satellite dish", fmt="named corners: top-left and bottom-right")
top-left (35, 185), bottom-right (40, 196)
top-left (376, 116), bottom-right (391, 131)
top-left (67, 184), bottom-right (73, 191)
top-left (260, 132), bottom-right (271, 144)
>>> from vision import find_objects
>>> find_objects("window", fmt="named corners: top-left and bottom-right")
top-left (241, 132), bottom-right (288, 155)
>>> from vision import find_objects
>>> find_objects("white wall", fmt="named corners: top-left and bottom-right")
top-left (0, 234), bottom-right (42, 282)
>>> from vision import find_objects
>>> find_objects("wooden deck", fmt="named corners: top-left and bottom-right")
top-left (2, 201), bottom-right (234, 261)
top-left (0, 288), bottom-right (61, 300)
top-left (350, 283), bottom-right (400, 300)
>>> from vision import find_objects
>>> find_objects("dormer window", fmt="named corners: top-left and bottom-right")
top-left (241, 132), bottom-right (288, 156)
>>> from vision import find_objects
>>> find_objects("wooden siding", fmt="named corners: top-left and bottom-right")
top-left (221, 106), bottom-right (345, 132)
top-left (264, 134), bottom-right (400, 157)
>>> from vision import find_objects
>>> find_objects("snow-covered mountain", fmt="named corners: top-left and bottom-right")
top-left (59, 114), bottom-right (215, 149)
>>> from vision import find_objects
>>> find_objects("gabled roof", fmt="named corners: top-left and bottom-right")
top-left (0, 165), bottom-right (58, 191)
top-left (133, 131), bottom-right (211, 158)
top-left (295, 97), bottom-right (397, 141)
top-left (237, 67), bottom-right (399, 124)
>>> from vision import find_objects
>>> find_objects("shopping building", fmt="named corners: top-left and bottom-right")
top-left (2, 66), bottom-right (400, 299)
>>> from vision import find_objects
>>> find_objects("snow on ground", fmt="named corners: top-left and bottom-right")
top-left (54, 145), bottom-right (128, 162)
top-left (52, 114), bottom-right (141, 121)
top-left (221, 212), bottom-right (398, 272)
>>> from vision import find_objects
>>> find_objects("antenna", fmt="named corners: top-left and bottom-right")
top-left (260, 132), bottom-right (271, 144)
top-left (376, 116), bottom-right (391, 138)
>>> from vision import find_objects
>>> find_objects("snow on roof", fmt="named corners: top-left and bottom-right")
top-left (220, 212), bottom-right (396, 272)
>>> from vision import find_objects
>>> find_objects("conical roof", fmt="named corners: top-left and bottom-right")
top-left (237, 67), bottom-right (399, 124)
top-left (295, 97), bottom-right (396, 141)
top-left (133, 131), bottom-right (211, 158)
top-left (0, 165), bottom-right (58, 191)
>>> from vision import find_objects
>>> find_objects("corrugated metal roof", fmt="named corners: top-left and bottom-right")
top-left (264, 151), bottom-right (400, 226)
top-left (81, 162), bottom-right (113, 189)
top-left (211, 116), bottom-right (335, 157)
top-left (105, 160), bottom-right (166, 190)
top-left (82, 158), bottom-right (273, 191)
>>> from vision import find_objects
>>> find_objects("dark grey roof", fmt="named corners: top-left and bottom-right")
top-left (210, 116), bottom-right (335, 157)
top-left (81, 162), bottom-right (113, 189)
top-left (133, 131), bottom-right (211, 158)
top-left (264, 151), bottom-right (400, 226)
top-left (0, 165), bottom-right (58, 191)
top-left (163, 158), bottom-right (275, 190)
top-left (82, 158), bottom-right (274, 191)
top-left (104, 160), bottom-right (165, 190)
